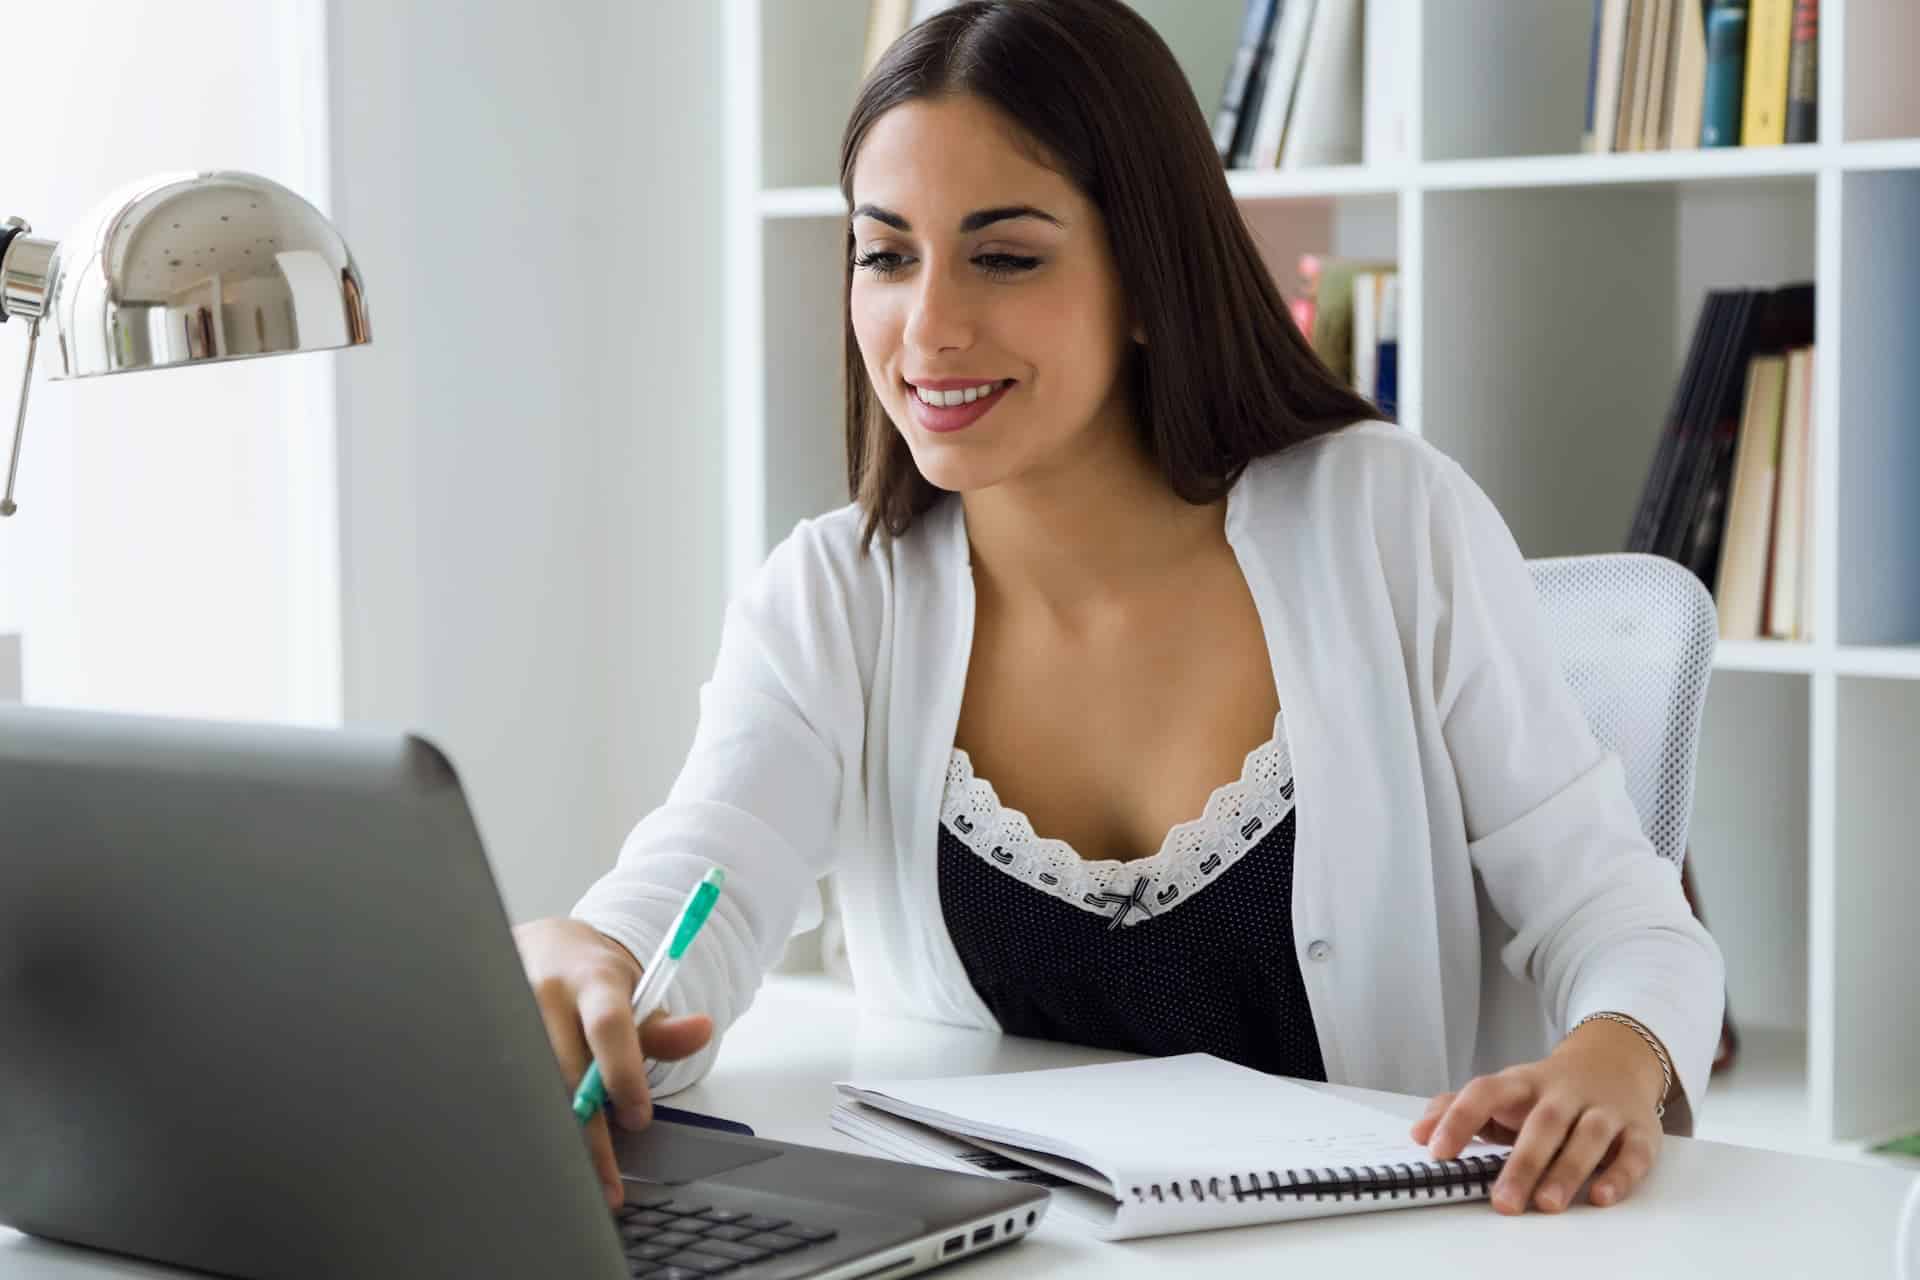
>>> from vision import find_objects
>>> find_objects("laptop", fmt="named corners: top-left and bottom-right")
top-left (0, 704), bottom-right (1048, 1279)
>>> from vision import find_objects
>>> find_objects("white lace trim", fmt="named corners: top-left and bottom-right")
top-left (940, 706), bottom-right (1296, 927)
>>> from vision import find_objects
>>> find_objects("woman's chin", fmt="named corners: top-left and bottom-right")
top-left (901, 440), bottom-right (994, 495)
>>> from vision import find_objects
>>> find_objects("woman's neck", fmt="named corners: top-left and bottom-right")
top-left (958, 427), bottom-right (1229, 628)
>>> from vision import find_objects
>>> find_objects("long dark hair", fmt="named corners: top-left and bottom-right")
top-left (840, 0), bottom-right (1381, 552)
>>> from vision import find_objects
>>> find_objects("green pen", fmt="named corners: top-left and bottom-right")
top-left (571, 866), bottom-right (726, 1125)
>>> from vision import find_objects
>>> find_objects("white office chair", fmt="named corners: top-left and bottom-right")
top-left (1473, 553), bottom-right (1720, 1099)
top-left (1527, 553), bottom-right (1719, 871)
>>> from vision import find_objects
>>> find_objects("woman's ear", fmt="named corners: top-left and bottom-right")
top-left (1131, 320), bottom-right (1147, 345)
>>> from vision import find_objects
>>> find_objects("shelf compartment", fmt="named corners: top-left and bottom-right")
top-left (1841, 1), bottom-right (1920, 143)
top-left (1828, 676), bottom-right (1920, 1142)
top-left (1689, 670), bottom-right (1811, 1041)
top-left (1834, 168), bottom-right (1920, 647)
top-left (1422, 176), bottom-right (1814, 560)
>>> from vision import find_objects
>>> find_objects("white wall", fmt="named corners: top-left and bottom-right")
top-left (0, 0), bottom-right (339, 726)
top-left (328, 0), bottom-right (728, 924)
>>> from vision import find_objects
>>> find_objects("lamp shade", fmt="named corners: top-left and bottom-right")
top-left (40, 169), bottom-right (370, 379)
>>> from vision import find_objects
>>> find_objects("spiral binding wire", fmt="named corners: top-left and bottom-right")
top-left (1129, 1154), bottom-right (1506, 1206)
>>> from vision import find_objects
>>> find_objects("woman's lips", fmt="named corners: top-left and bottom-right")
top-left (907, 379), bottom-right (1014, 433)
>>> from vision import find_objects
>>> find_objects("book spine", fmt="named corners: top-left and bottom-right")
top-left (1741, 0), bottom-right (1791, 145)
top-left (1583, 0), bottom-right (1604, 151)
top-left (1700, 0), bottom-right (1748, 146)
top-left (1785, 0), bottom-right (1818, 143)
top-left (1213, 0), bottom-right (1280, 163)
top-left (1230, 0), bottom-right (1286, 167)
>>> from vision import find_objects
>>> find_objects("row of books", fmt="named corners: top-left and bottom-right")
top-left (1627, 283), bottom-right (1816, 641)
top-left (865, 0), bottom-right (1409, 170)
top-left (1213, 0), bottom-right (1408, 172)
top-left (1289, 255), bottom-right (1399, 417)
top-left (1583, 0), bottom-right (1819, 154)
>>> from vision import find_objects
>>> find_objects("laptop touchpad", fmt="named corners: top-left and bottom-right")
top-left (614, 1121), bottom-right (780, 1185)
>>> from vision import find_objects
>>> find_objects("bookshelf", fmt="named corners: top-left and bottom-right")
top-left (724, 0), bottom-right (1920, 1155)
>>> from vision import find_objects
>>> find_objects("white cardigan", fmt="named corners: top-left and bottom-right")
top-left (572, 422), bottom-right (1725, 1133)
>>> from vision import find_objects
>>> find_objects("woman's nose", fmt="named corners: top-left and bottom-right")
top-left (902, 268), bottom-right (973, 354)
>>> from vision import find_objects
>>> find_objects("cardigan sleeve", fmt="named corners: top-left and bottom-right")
top-left (569, 514), bottom-right (870, 1096)
top-left (1426, 456), bottom-right (1726, 1135)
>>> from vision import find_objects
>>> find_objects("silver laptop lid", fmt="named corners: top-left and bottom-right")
top-left (0, 704), bottom-right (627, 1278)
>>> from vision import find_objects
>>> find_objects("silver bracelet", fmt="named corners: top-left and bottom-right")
top-left (1572, 1011), bottom-right (1672, 1121)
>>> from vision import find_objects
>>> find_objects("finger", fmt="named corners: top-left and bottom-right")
top-left (577, 982), bottom-right (656, 1131)
top-left (1428, 1073), bottom-right (1535, 1161)
top-left (1490, 1092), bottom-right (1577, 1215)
top-left (1409, 1092), bottom-right (1455, 1144)
top-left (531, 981), bottom-right (593, 1086)
top-left (1588, 1126), bottom-right (1660, 1207)
top-left (586, 1112), bottom-right (625, 1210)
top-left (639, 1011), bottom-right (714, 1064)
top-left (1533, 1107), bottom-right (1622, 1213)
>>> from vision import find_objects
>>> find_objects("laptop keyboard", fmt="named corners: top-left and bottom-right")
top-left (615, 1191), bottom-right (838, 1278)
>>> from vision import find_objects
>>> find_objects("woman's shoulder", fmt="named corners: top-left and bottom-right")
top-left (741, 497), bottom-right (960, 641)
top-left (1245, 418), bottom-right (1468, 512)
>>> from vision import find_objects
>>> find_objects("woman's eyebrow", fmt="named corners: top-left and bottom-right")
top-left (849, 203), bottom-right (1065, 232)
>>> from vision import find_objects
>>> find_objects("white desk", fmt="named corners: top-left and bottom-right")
top-left (5, 973), bottom-right (1915, 1277)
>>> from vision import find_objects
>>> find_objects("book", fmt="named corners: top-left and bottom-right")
top-left (1667, 0), bottom-right (1709, 149)
top-left (1230, 0), bottom-right (1290, 168)
top-left (1279, 0), bottom-right (1363, 169)
top-left (1618, 0), bottom-right (1652, 152)
top-left (1590, 0), bottom-right (1633, 153)
top-left (1641, 0), bottom-right (1676, 151)
top-left (1785, 0), bottom-right (1819, 143)
top-left (1374, 274), bottom-right (1401, 418)
top-left (1678, 283), bottom-right (1814, 591)
top-left (1765, 344), bottom-right (1814, 638)
top-left (834, 1054), bottom-right (1512, 1240)
top-left (1308, 257), bottom-right (1395, 385)
top-left (1627, 290), bottom-right (1728, 554)
top-left (1362, 0), bottom-right (1409, 165)
top-left (1352, 270), bottom-right (1382, 400)
top-left (1740, 0), bottom-right (1792, 145)
top-left (1655, 289), bottom-right (1758, 566)
top-left (1244, 0), bottom-right (1317, 169)
top-left (862, 0), bottom-right (913, 75)
top-left (1701, 0), bottom-right (1749, 146)
top-left (1582, 0), bottom-right (1604, 151)
top-left (1713, 351), bottom-right (1788, 639)
top-left (1214, 0), bottom-right (1282, 164)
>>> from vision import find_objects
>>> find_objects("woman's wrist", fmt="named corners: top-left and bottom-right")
top-left (1564, 1012), bottom-right (1672, 1119)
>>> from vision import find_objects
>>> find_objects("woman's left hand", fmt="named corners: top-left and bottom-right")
top-left (1409, 1018), bottom-right (1669, 1215)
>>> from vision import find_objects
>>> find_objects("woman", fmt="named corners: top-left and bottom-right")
top-left (514, 0), bottom-right (1723, 1222)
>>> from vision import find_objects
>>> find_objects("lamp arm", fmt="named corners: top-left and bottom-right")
top-left (1, 315), bottom-right (38, 517)
top-left (0, 216), bottom-right (53, 519)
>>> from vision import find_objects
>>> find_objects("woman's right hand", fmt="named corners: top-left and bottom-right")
top-left (512, 917), bottom-right (715, 1209)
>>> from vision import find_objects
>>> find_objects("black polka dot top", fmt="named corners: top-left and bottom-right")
top-left (936, 705), bottom-right (1326, 1082)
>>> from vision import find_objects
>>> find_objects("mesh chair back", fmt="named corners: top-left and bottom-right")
top-left (1527, 553), bottom-right (1719, 869)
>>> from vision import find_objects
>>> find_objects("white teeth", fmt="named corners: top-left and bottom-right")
top-left (913, 380), bottom-right (1003, 407)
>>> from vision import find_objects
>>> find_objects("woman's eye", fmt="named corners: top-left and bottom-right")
top-left (852, 250), bottom-right (908, 278)
top-left (976, 253), bottom-right (1041, 278)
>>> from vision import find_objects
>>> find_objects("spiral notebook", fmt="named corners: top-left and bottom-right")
top-left (833, 1054), bottom-right (1511, 1240)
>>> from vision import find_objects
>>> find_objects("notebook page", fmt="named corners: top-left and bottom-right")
top-left (837, 1053), bottom-right (1505, 1190)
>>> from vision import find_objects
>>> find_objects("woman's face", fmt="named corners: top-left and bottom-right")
top-left (848, 93), bottom-right (1140, 495)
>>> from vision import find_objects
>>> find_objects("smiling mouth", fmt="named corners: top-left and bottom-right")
top-left (905, 378), bottom-right (1017, 407)
top-left (903, 378), bottom-right (1015, 433)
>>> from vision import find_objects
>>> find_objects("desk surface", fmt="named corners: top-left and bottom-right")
top-left (5, 973), bottom-right (1915, 1278)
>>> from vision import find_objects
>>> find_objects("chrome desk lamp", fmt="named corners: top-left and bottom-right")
top-left (0, 170), bottom-right (371, 517)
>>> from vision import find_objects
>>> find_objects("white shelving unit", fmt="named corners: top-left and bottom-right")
top-left (726, 0), bottom-right (1920, 1155)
